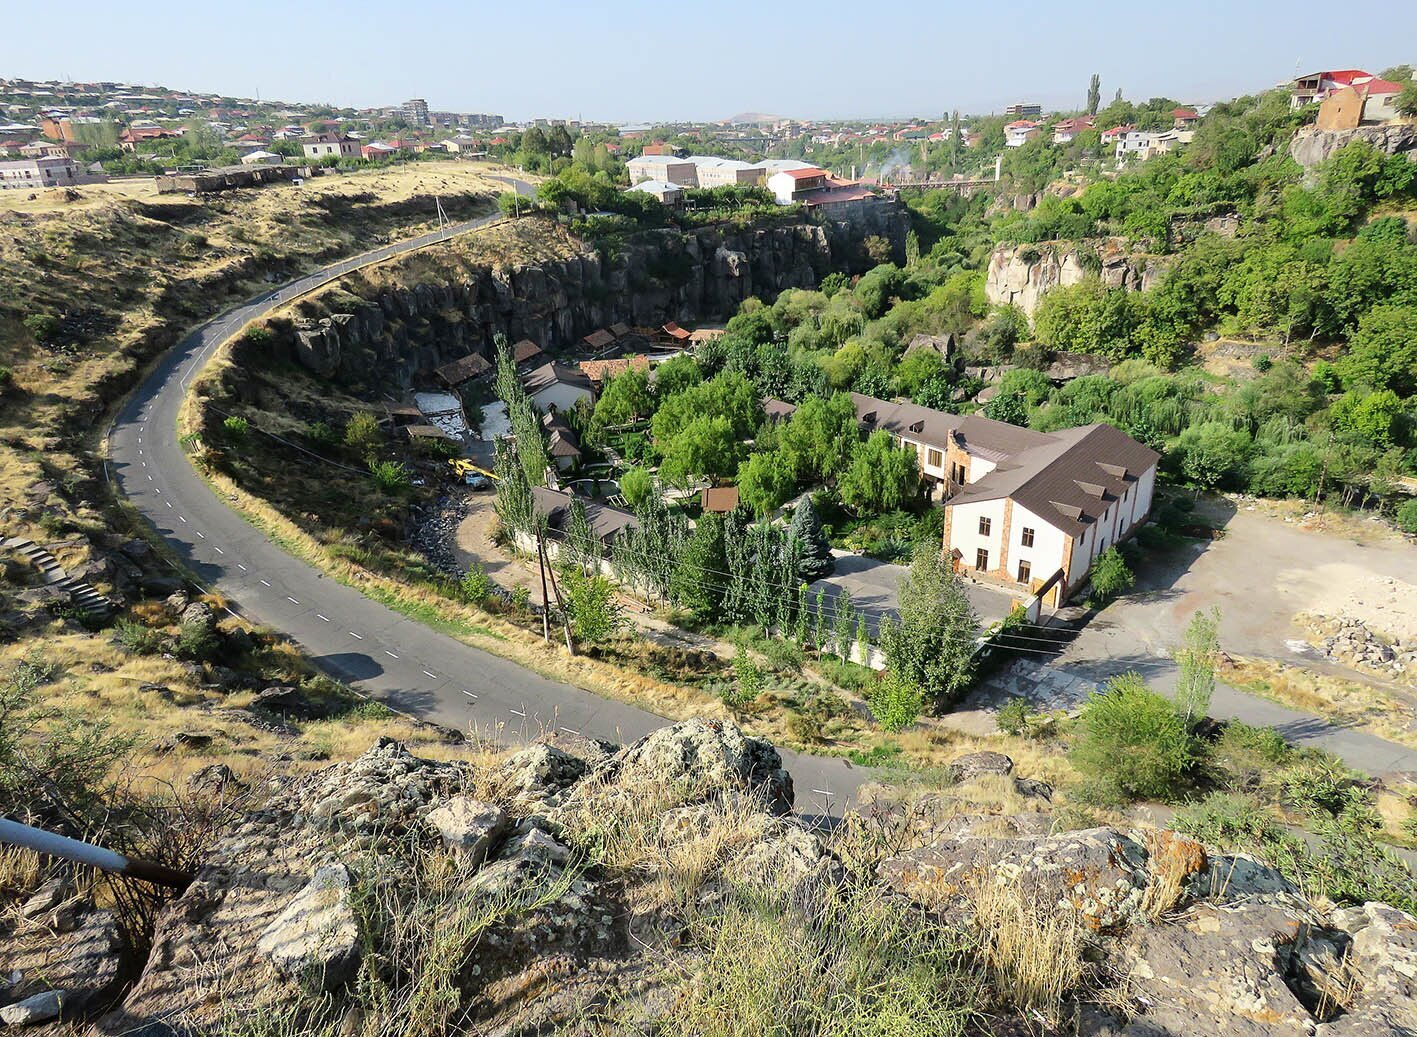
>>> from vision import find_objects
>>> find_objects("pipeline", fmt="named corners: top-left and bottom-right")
top-left (0, 818), bottom-right (192, 890)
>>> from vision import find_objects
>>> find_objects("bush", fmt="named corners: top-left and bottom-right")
top-left (459, 564), bottom-right (493, 604)
top-left (222, 415), bottom-right (249, 439)
top-left (0, 366), bottom-right (12, 393)
top-left (1252, 353), bottom-right (1273, 372)
top-left (174, 619), bottom-right (219, 662)
top-left (1089, 546), bottom-right (1134, 602)
top-left (368, 459), bottom-right (411, 494)
top-left (1396, 499), bottom-right (1417, 535)
top-left (996, 696), bottom-right (1032, 736)
top-left (344, 411), bottom-right (383, 458)
top-left (114, 618), bottom-right (165, 655)
top-left (869, 672), bottom-right (926, 733)
top-left (22, 313), bottom-right (59, 343)
top-left (726, 646), bottom-right (765, 708)
top-left (562, 567), bottom-right (622, 647)
top-left (1071, 673), bottom-right (1196, 803)
top-left (307, 421), bottom-right (340, 447)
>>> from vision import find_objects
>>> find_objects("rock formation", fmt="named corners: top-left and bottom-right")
top-left (1289, 123), bottom-right (1417, 169)
top-left (984, 239), bottom-right (1172, 316)
top-left (5, 727), bottom-right (1414, 1035)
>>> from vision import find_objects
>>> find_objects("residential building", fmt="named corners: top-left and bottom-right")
top-left (513, 339), bottom-right (545, 369)
top-left (626, 154), bottom-right (696, 186)
top-left (361, 141), bottom-right (399, 161)
top-left (1003, 103), bottom-right (1043, 118)
top-left (1051, 116), bottom-right (1094, 144)
top-left (118, 126), bottom-right (179, 150)
top-left (1114, 128), bottom-right (1150, 160)
top-left (766, 166), bottom-right (828, 203)
top-left (434, 351), bottom-right (491, 389)
top-left (1316, 78), bottom-right (1406, 129)
top-left (522, 361), bottom-right (594, 413)
top-left (1171, 107), bottom-right (1200, 129)
top-left (848, 393), bottom-right (1158, 606)
top-left (542, 412), bottom-right (582, 472)
top-left (0, 156), bottom-right (104, 190)
top-left (302, 133), bottom-right (360, 160)
top-left (401, 98), bottom-right (430, 125)
top-left (1004, 120), bottom-right (1041, 147)
top-left (1291, 69), bottom-right (1372, 109)
top-left (18, 140), bottom-right (75, 158)
top-left (239, 149), bottom-right (283, 165)
top-left (1100, 124), bottom-right (1132, 147)
top-left (627, 178), bottom-right (683, 206)
top-left (684, 156), bottom-right (763, 188)
top-left (530, 487), bottom-right (637, 551)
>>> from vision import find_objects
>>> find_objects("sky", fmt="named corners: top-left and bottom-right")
top-left (3, 1), bottom-right (1415, 124)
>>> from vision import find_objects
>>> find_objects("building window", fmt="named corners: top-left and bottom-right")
top-left (1017, 561), bottom-right (1031, 584)
top-left (978, 517), bottom-right (991, 536)
top-left (1020, 526), bottom-right (1035, 548)
top-left (926, 448), bottom-right (942, 468)
top-left (975, 549), bottom-right (989, 572)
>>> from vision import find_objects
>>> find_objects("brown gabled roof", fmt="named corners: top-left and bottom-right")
top-left (522, 361), bottom-right (594, 397)
top-left (763, 398), bottom-right (798, 423)
top-left (946, 424), bottom-right (1160, 537)
top-left (582, 328), bottom-right (616, 351)
top-left (435, 351), bottom-right (491, 386)
top-left (850, 392), bottom-right (1049, 461)
top-left (579, 354), bottom-right (650, 385)
top-left (700, 486), bottom-right (740, 513)
top-left (531, 487), bottom-right (637, 545)
top-left (404, 424), bottom-right (452, 440)
top-left (661, 322), bottom-right (692, 340)
top-left (542, 411), bottom-right (582, 459)
top-left (609, 322), bottom-right (632, 338)
top-left (513, 339), bottom-right (544, 364)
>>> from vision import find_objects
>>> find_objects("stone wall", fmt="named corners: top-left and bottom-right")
top-left (257, 221), bottom-right (838, 389)
top-left (984, 239), bottom-right (1172, 316)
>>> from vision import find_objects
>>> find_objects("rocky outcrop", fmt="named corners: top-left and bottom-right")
top-left (1289, 123), bottom-right (1417, 169)
top-left (266, 222), bottom-right (836, 390)
top-left (984, 239), bottom-right (1172, 316)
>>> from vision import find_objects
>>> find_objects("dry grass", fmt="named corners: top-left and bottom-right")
top-left (1139, 829), bottom-right (1208, 919)
top-left (966, 876), bottom-right (1091, 1024)
top-left (1222, 656), bottom-right (1417, 751)
top-left (0, 846), bottom-right (42, 901)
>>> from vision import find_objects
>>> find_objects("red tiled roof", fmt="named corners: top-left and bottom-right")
top-left (1360, 77), bottom-right (1404, 95)
top-left (1005, 120), bottom-right (1038, 129)
top-left (1171, 107), bottom-right (1198, 119)
top-left (782, 167), bottom-right (827, 179)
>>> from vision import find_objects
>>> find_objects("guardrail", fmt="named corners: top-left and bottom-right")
top-left (0, 818), bottom-right (192, 889)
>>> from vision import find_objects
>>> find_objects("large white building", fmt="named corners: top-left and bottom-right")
top-left (684, 155), bottom-right (763, 188)
top-left (850, 394), bottom-right (1159, 605)
top-left (625, 154), bottom-right (696, 186)
top-left (0, 156), bottom-right (104, 190)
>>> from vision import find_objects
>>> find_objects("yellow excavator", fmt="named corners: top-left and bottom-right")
top-left (449, 458), bottom-right (495, 488)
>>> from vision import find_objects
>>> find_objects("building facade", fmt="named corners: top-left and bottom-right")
top-left (0, 156), bottom-right (103, 190)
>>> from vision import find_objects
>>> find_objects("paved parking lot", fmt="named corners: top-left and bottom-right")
top-left (811, 550), bottom-right (1021, 635)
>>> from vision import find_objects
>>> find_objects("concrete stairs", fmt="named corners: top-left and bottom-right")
top-left (2, 536), bottom-right (114, 620)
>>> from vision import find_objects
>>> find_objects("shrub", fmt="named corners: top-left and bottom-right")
top-left (996, 696), bottom-right (1032, 736)
top-left (0, 366), bottom-right (12, 393)
top-left (307, 420), bottom-right (340, 447)
top-left (1089, 546), bottom-right (1134, 602)
top-left (174, 620), bottom-right (219, 662)
top-left (561, 568), bottom-right (621, 647)
top-left (1396, 499), bottom-right (1417, 535)
top-left (22, 313), bottom-right (59, 343)
top-left (344, 411), bottom-right (383, 458)
top-left (114, 618), bottom-right (164, 655)
top-left (727, 647), bottom-right (765, 707)
top-left (222, 415), bottom-right (249, 439)
top-left (1252, 353), bottom-right (1273, 372)
top-left (459, 564), bottom-right (493, 604)
top-left (869, 672), bottom-right (925, 733)
top-left (1071, 673), bottom-right (1195, 803)
top-left (368, 459), bottom-right (411, 494)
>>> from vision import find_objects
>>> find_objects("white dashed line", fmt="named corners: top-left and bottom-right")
top-left (213, 546), bottom-right (223, 554)
top-left (238, 563), bottom-right (248, 571)
top-left (146, 474), bottom-right (153, 481)
top-left (349, 631), bottom-right (363, 640)
top-left (316, 614), bottom-right (329, 622)
top-left (178, 515), bottom-right (187, 523)
top-left (195, 531), bottom-right (204, 538)
top-left (383, 650), bottom-right (399, 659)
top-left (461, 690), bottom-right (479, 700)
top-left (286, 596), bottom-right (299, 604)
top-left (259, 579), bottom-right (271, 587)
top-left (165, 501), bottom-right (172, 508)
top-left (422, 670), bottom-right (437, 679)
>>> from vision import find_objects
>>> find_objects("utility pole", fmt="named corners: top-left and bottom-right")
top-left (535, 528), bottom-right (551, 644)
top-left (543, 547), bottom-right (575, 655)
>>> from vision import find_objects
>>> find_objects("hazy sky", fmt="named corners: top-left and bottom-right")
top-left (3, 1), bottom-right (1414, 123)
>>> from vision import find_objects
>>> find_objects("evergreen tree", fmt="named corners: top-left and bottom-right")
top-left (813, 587), bottom-right (829, 648)
top-left (722, 512), bottom-right (751, 624)
top-left (794, 585), bottom-right (810, 646)
top-left (789, 496), bottom-right (835, 581)
top-left (834, 592), bottom-right (855, 661)
top-left (856, 613), bottom-right (870, 666)
top-left (562, 497), bottom-right (600, 576)
top-left (880, 544), bottom-right (980, 706)
top-left (1087, 73), bottom-right (1101, 116)
top-left (672, 511), bottom-right (727, 619)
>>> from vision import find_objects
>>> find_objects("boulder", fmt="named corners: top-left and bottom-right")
top-left (879, 826), bottom-right (1148, 930)
top-left (495, 744), bottom-right (588, 804)
top-left (947, 751), bottom-right (1013, 784)
top-left (610, 719), bottom-right (793, 815)
top-left (1, 991), bottom-right (64, 1027)
top-left (255, 863), bottom-right (360, 990)
top-left (425, 796), bottom-right (508, 864)
top-left (1322, 902), bottom-right (1417, 1036)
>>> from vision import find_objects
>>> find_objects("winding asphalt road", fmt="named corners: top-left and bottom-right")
top-left (106, 179), bottom-right (864, 817)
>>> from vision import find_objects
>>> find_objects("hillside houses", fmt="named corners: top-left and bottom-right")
top-left (849, 393), bottom-right (1159, 605)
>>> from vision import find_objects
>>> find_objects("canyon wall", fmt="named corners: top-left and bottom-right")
top-left (255, 221), bottom-right (841, 390)
top-left (1289, 123), bottom-right (1417, 169)
top-left (984, 240), bottom-right (1173, 317)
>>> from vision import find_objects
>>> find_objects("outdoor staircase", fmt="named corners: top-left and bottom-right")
top-left (2, 536), bottom-right (114, 621)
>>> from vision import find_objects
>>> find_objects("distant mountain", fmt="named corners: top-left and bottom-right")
top-left (721, 112), bottom-right (787, 126)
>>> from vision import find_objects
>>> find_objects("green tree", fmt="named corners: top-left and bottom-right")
top-left (1175, 422), bottom-right (1253, 489)
top-left (620, 465), bottom-right (655, 509)
top-left (1395, 500), bottom-right (1417, 534)
top-left (1397, 80), bottom-right (1417, 118)
top-left (343, 411), bottom-right (382, 459)
top-left (561, 497), bottom-right (602, 576)
top-left (788, 495), bottom-right (834, 581)
top-left (737, 451), bottom-right (798, 517)
top-left (672, 511), bottom-right (727, 617)
top-left (839, 431), bottom-right (921, 514)
top-left (779, 392), bottom-right (861, 484)
top-left (653, 354), bottom-right (702, 398)
top-left (593, 368), bottom-right (654, 429)
top-left (1175, 607), bottom-right (1221, 726)
top-left (1339, 304), bottom-right (1417, 396)
top-left (1087, 73), bottom-right (1101, 116)
top-left (1329, 389), bottom-right (1406, 448)
top-left (1072, 673), bottom-right (1196, 802)
top-left (658, 415), bottom-right (744, 486)
top-left (878, 544), bottom-right (978, 705)
top-left (983, 368), bottom-right (1052, 425)
top-left (561, 568), bottom-right (621, 646)
top-left (1089, 546), bottom-right (1134, 601)
top-left (868, 672), bottom-right (925, 733)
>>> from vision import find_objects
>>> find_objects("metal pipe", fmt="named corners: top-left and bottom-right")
top-left (0, 818), bottom-right (193, 890)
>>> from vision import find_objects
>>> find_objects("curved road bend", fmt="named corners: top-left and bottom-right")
top-left (107, 179), bottom-right (864, 816)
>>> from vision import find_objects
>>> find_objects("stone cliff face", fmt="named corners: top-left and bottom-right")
top-left (1289, 123), bottom-right (1417, 169)
top-left (984, 240), bottom-right (1172, 316)
top-left (267, 222), bottom-right (835, 389)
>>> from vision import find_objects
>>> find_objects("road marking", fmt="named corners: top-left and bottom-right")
top-left (316, 614), bottom-right (329, 622)
top-left (154, 488), bottom-right (161, 494)
top-left (238, 563), bottom-right (248, 571)
top-left (147, 474), bottom-right (153, 481)
top-left (140, 461), bottom-right (146, 466)
top-left (259, 579), bottom-right (271, 587)
top-left (213, 546), bottom-right (223, 554)
top-left (383, 650), bottom-right (399, 659)
top-left (286, 596), bottom-right (299, 604)
top-left (461, 689), bottom-right (478, 700)
top-left (195, 531), bottom-right (205, 539)
top-left (349, 631), bottom-right (363, 639)
top-left (178, 515), bottom-right (186, 523)
top-left (422, 670), bottom-right (437, 679)
top-left (164, 501), bottom-right (172, 508)
top-left (509, 708), bottom-right (527, 718)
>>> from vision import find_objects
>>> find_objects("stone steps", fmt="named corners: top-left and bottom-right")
top-left (2, 536), bottom-right (113, 619)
